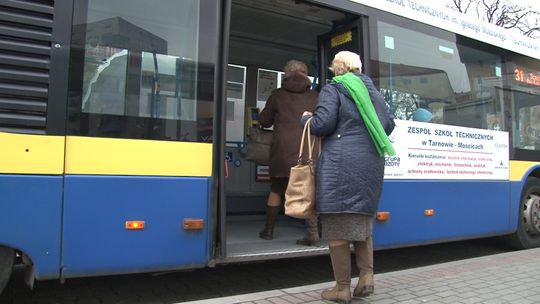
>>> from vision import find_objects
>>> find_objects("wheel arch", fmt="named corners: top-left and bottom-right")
top-left (509, 163), bottom-right (540, 231)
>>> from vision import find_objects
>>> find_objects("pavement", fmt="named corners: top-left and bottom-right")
top-left (180, 247), bottom-right (540, 304)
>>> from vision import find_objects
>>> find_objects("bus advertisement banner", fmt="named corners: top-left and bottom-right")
top-left (384, 120), bottom-right (509, 180)
top-left (351, 0), bottom-right (540, 60)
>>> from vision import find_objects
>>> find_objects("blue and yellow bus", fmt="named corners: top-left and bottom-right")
top-left (1, 0), bottom-right (539, 294)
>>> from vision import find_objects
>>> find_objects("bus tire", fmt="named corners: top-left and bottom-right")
top-left (0, 246), bottom-right (14, 294)
top-left (507, 177), bottom-right (540, 249)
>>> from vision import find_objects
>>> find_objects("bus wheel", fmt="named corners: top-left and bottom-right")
top-left (508, 177), bottom-right (540, 249)
top-left (0, 246), bottom-right (14, 294)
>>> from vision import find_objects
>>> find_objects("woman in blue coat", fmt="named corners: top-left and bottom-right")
top-left (301, 51), bottom-right (395, 303)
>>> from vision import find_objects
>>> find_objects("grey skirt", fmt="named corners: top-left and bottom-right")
top-left (320, 213), bottom-right (372, 241)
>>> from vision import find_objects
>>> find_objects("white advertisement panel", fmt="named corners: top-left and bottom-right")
top-left (384, 120), bottom-right (509, 180)
top-left (350, 0), bottom-right (540, 60)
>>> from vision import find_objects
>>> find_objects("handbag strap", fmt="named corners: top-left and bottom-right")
top-left (298, 117), bottom-right (318, 164)
top-left (298, 118), bottom-right (309, 162)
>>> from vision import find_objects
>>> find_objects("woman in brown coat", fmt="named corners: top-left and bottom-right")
top-left (258, 60), bottom-right (319, 244)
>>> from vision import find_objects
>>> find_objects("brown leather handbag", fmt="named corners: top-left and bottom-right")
top-left (245, 127), bottom-right (273, 165)
top-left (285, 118), bottom-right (320, 219)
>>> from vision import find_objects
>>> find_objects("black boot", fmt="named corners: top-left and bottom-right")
top-left (296, 216), bottom-right (320, 246)
top-left (259, 206), bottom-right (279, 240)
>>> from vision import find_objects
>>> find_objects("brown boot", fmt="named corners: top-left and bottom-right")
top-left (259, 206), bottom-right (279, 240)
top-left (296, 216), bottom-right (320, 246)
top-left (353, 235), bottom-right (374, 297)
top-left (321, 242), bottom-right (352, 303)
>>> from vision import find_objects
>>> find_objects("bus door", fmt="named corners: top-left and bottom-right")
top-left (318, 18), bottom-right (369, 86)
top-left (219, 0), bottom-right (361, 262)
top-left (60, 0), bottom-right (221, 279)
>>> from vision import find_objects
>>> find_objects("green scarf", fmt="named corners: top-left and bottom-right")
top-left (333, 72), bottom-right (396, 157)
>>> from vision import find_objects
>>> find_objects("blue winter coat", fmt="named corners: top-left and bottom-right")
top-left (301, 73), bottom-right (394, 216)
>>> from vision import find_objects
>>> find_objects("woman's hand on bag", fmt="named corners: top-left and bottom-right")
top-left (302, 111), bottom-right (312, 117)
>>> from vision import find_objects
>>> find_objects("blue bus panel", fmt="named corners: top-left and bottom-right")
top-left (62, 175), bottom-right (211, 278)
top-left (0, 175), bottom-right (62, 279)
top-left (374, 180), bottom-right (512, 249)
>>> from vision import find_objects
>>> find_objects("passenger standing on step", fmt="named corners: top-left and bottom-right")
top-left (301, 51), bottom-right (395, 303)
top-left (258, 60), bottom-right (319, 246)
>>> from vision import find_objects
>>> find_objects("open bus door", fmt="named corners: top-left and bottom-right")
top-left (317, 17), bottom-right (370, 87)
top-left (218, 0), bottom-right (358, 264)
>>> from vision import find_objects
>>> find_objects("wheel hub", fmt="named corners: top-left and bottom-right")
top-left (523, 194), bottom-right (540, 235)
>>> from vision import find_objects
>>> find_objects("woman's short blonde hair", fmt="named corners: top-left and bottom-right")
top-left (284, 60), bottom-right (308, 76)
top-left (331, 51), bottom-right (362, 76)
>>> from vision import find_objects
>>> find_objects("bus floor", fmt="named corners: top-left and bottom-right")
top-left (223, 215), bottom-right (329, 262)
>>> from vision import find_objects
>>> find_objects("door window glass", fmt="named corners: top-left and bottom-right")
top-left (68, 0), bottom-right (217, 142)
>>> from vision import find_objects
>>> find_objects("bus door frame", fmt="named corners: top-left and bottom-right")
top-left (317, 16), bottom-right (371, 86)
top-left (215, 0), bottom-right (232, 261)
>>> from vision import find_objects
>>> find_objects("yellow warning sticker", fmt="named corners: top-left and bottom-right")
top-left (331, 31), bottom-right (352, 48)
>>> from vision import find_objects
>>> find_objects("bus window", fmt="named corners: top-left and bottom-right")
top-left (518, 105), bottom-right (540, 150)
top-left (509, 56), bottom-right (540, 154)
top-left (372, 20), bottom-right (504, 130)
top-left (68, 0), bottom-right (215, 142)
top-left (226, 64), bottom-right (247, 144)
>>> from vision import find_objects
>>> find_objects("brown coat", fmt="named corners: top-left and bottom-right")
top-left (259, 72), bottom-right (318, 177)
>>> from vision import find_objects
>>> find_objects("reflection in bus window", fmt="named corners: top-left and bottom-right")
top-left (68, 0), bottom-right (214, 142)
top-left (139, 52), bottom-right (197, 121)
top-left (373, 21), bottom-right (503, 131)
top-left (82, 47), bottom-right (128, 115)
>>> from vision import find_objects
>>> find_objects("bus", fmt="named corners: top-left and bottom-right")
top-left (1, 0), bottom-right (539, 294)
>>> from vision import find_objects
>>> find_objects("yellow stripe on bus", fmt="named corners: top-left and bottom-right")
top-left (0, 132), bottom-right (65, 174)
top-left (65, 136), bottom-right (212, 176)
top-left (509, 160), bottom-right (539, 182)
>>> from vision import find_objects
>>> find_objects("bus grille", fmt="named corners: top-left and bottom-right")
top-left (0, 0), bottom-right (54, 134)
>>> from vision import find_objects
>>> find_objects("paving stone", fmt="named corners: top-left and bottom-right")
top-left (178, 248), bottom-right (540, 304)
